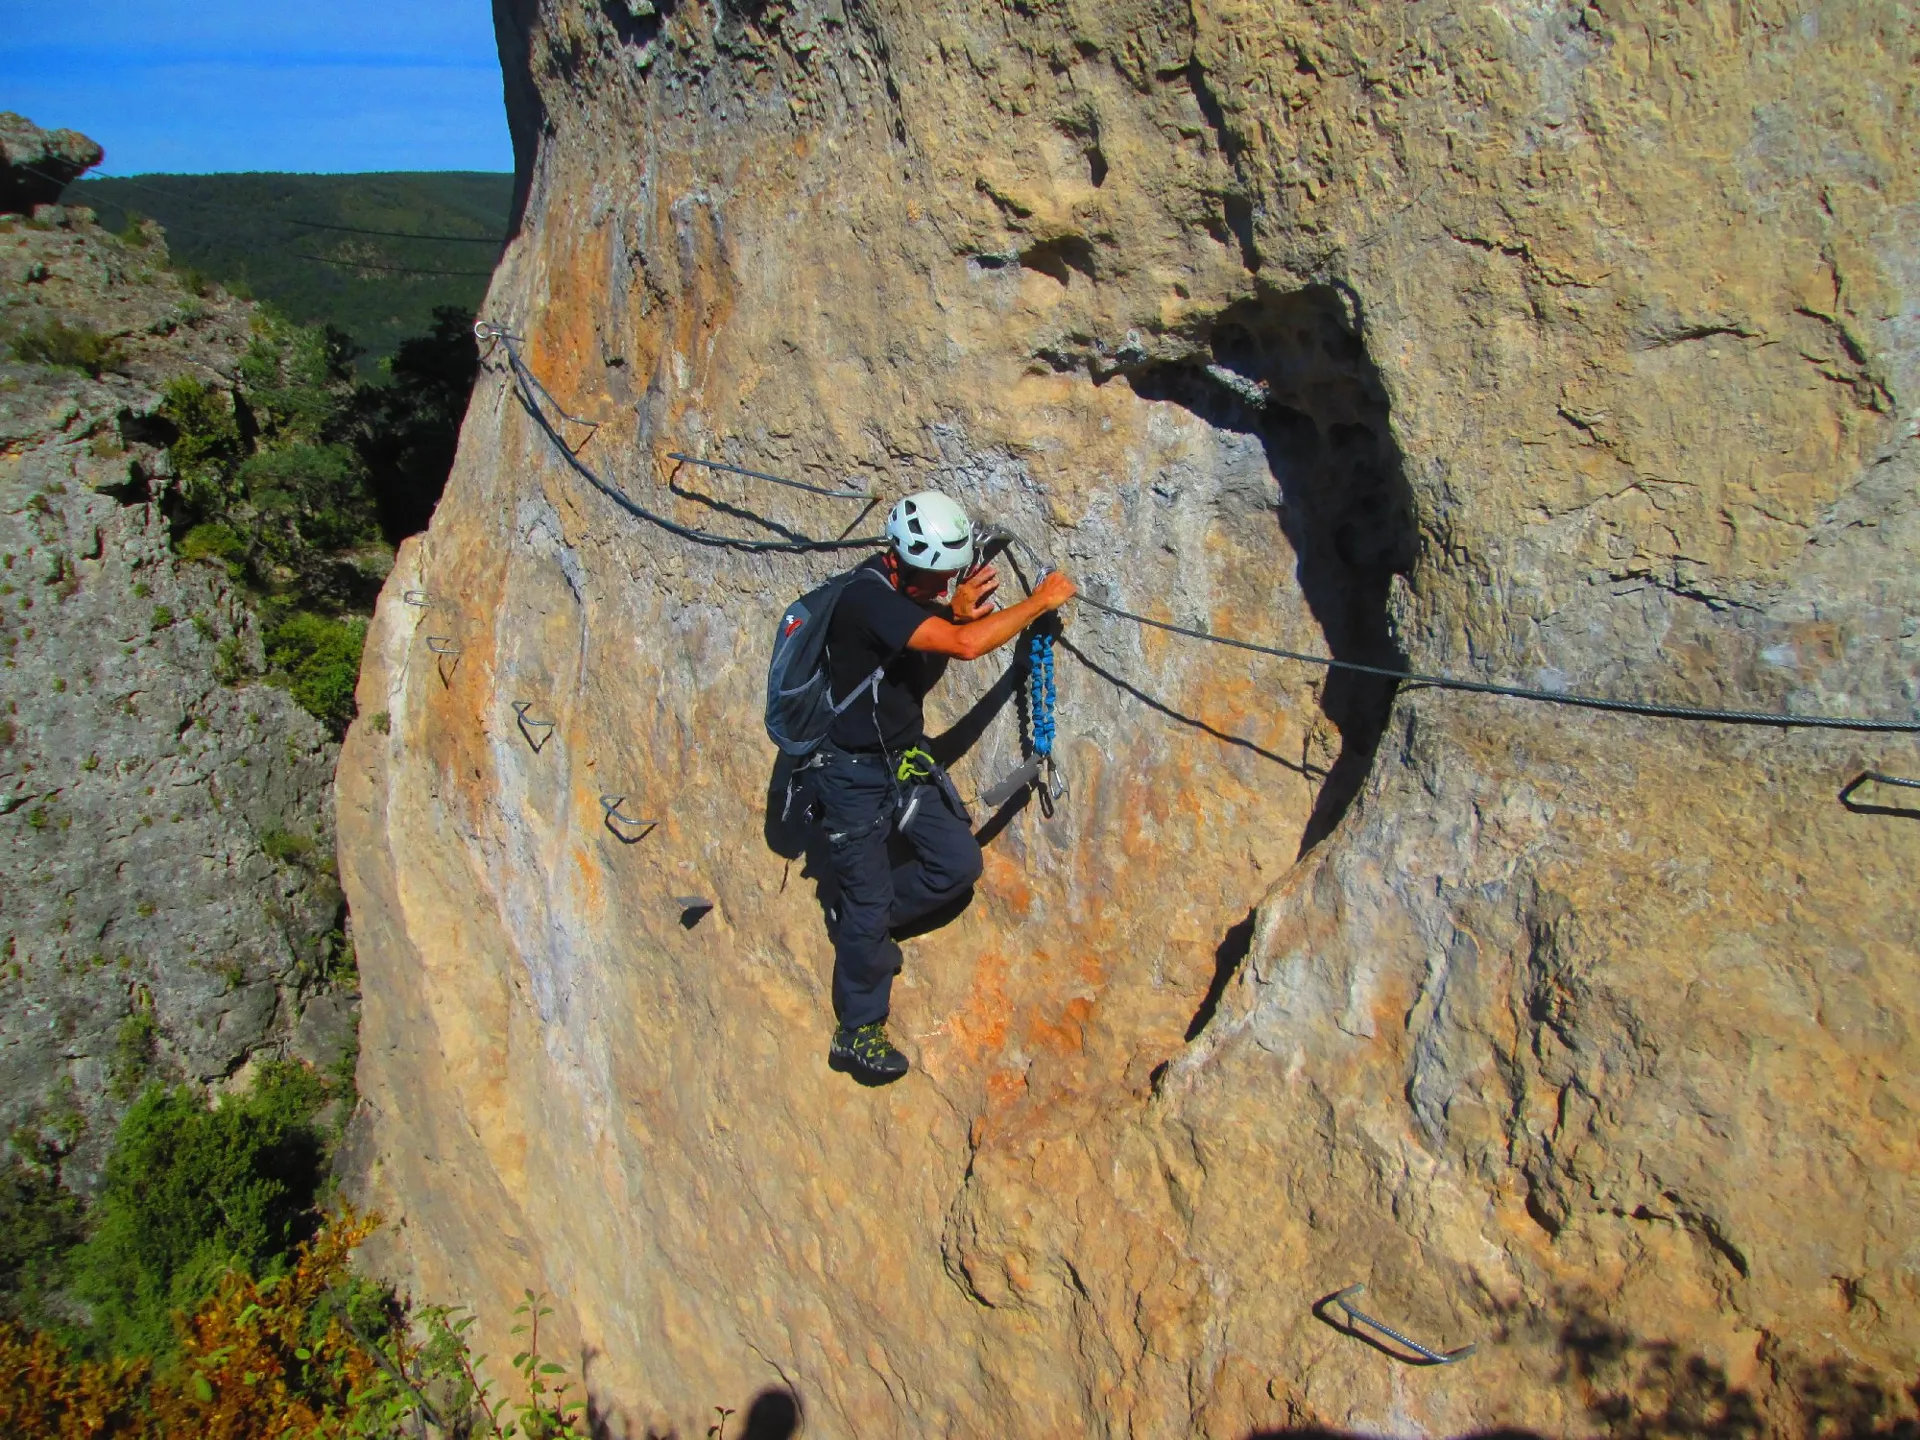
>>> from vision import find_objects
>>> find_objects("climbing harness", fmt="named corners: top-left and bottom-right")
top-left (668, 451), bottom-right (870, 501)
top-left (1326, 1284), bottom-right (1476, 1366)
top-left (889, 748), bottom-right (971, 836)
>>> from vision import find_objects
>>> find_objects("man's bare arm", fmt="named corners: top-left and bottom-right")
top-left (906, 572), bottom-right (1077, 661)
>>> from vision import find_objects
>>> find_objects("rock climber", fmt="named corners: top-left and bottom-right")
top-left (816, 492), bottom-right (1077, 1085)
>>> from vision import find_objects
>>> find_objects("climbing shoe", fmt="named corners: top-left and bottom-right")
top-left (829, 1022), bottom-right (909, 1085)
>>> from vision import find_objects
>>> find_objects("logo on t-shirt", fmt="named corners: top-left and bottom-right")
top-left (783, 613), bottom-right (804, 637)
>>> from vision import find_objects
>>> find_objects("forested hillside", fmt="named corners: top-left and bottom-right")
top-left (68, 173), bottom-right (509, 373)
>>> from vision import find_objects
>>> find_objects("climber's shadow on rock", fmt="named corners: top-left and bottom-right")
top-left (736, 1387), bottom-right (801, 1439)
top-left (1244, 1304), bottom-right (1920, 1440)
top-left (589, 1383), bottom-right (799, 1440)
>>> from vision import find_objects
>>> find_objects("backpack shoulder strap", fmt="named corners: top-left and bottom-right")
top-left (822, 565), bottom-right (893, 716)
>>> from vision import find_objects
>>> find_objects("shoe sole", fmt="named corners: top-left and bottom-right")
top-left (828, 1049), bottom-right (909, 1087)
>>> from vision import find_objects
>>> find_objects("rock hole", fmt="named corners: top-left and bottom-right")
top-left (1116, 286), bottom-right (1418, 853)
top-left (1019, 235), bottom-right (1097, 286)
top-left (1210, 193), bottom-right (1259, 271)
top-left (604, 0), bottom-right (666, 50)
top-left (1525, 1185), bottom-right (1565, 1238)
top-left (1052, 107), bottom-right (1108, 188)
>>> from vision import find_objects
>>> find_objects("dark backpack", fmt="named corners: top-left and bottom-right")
top-left (765, 566), bottom-right (890, 756)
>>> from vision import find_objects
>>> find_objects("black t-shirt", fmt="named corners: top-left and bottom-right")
top-left (825, 558), bottom-right (944, 752)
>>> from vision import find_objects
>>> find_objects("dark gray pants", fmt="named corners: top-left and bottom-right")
top-left (816, 747), bottom-right (982, 1029)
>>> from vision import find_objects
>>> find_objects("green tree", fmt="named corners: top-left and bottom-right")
top-left (158, 377), bottom-right (243, 511)
top-left (0, 1138), bottom-right (86, 1332)
top-left (66, 1064), bottom-right (327, 1360)
top-left (357, 305), bottom-right (480, 542)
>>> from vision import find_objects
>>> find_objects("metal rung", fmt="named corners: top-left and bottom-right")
top-left (1849, 770), bottom-right (1920, 791)
top-left (599, 794), bottom-right (659, 838)
top-left (1329, 1285), bottom-right (1476, 1365)
top-left (1841, 771), bottom-right (1920, 813)
top-left (425, 636), bottom-right (461, 655)
top-left (673, 895), bottom-right (714, 914)
top-left (402, 589), bottom-right (432, 607)
top-left (667, 451), bottom-right (870, 501)
top-left (512, 701), bottom-right (555, 753)
top-left (979, 756), bottom-right (1041, 811)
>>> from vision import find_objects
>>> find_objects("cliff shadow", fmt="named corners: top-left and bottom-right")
top-left (1113, 284), bottom-right (1417, 856)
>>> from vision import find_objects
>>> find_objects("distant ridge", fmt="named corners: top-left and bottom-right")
top-left (68, 171), bottom-right (512, 371)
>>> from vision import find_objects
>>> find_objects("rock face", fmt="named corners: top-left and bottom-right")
top-left (340, 4), bottom-right (1920, 1435)
top-left (2, 192), bottom-right (350, 1189)
top-left (0, 114), bottom-right (105, 216)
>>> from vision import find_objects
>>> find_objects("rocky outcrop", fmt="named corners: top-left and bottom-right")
top-left (0, 114), bottom-right (104, 217)
top-left (2, 187), bottom-right (351, 1189)
top-left (340, 4), bottom-right (1920, 1436)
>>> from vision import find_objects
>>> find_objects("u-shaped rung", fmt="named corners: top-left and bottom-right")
top-left (1840, 771), bottom-right (1920, 814)
top-left (425, 636), bottom-right (461, 655)
top-left (600, 794), bottom-right (659, 841)
top-left (1328, 1285), bottom-right (1476, 1365)
top-left (402, 589), bottom-right (432, 607)
top-left (512, 701), bottom-right (555, 753)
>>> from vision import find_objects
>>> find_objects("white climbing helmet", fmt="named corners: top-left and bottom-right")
top-left (885, 491), bottom-right (974, 572)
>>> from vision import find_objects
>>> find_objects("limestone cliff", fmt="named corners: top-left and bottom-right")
top-left (340, 3), bottom-right (1920, 1435)
top-left (2, 132), bottom-right (352, 1191)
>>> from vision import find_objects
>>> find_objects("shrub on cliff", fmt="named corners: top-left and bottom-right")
top-left (263, 612), bottom-right (366, 735)
top-left (63, 1063), bottom-right (328, 1361)
top-left (1, 1213), bottom-right (597, 1440)
top-left (157, 377), bottom-right (243, 512)
top-left (0, 1139), bottom-right (85, 1334)
top-left (9, 319), bottom-right (120, 377)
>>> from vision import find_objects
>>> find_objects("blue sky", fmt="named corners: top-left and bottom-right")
top-left (4, 1), bottom-right (513, 174)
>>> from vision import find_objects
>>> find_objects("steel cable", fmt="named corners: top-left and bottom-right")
top-left (489, 325), bottom-right (884, 555)
top-left (1077, 595), bottom-right (1919, 731)
top-left (494, 326), bottom-right (1919, 732)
